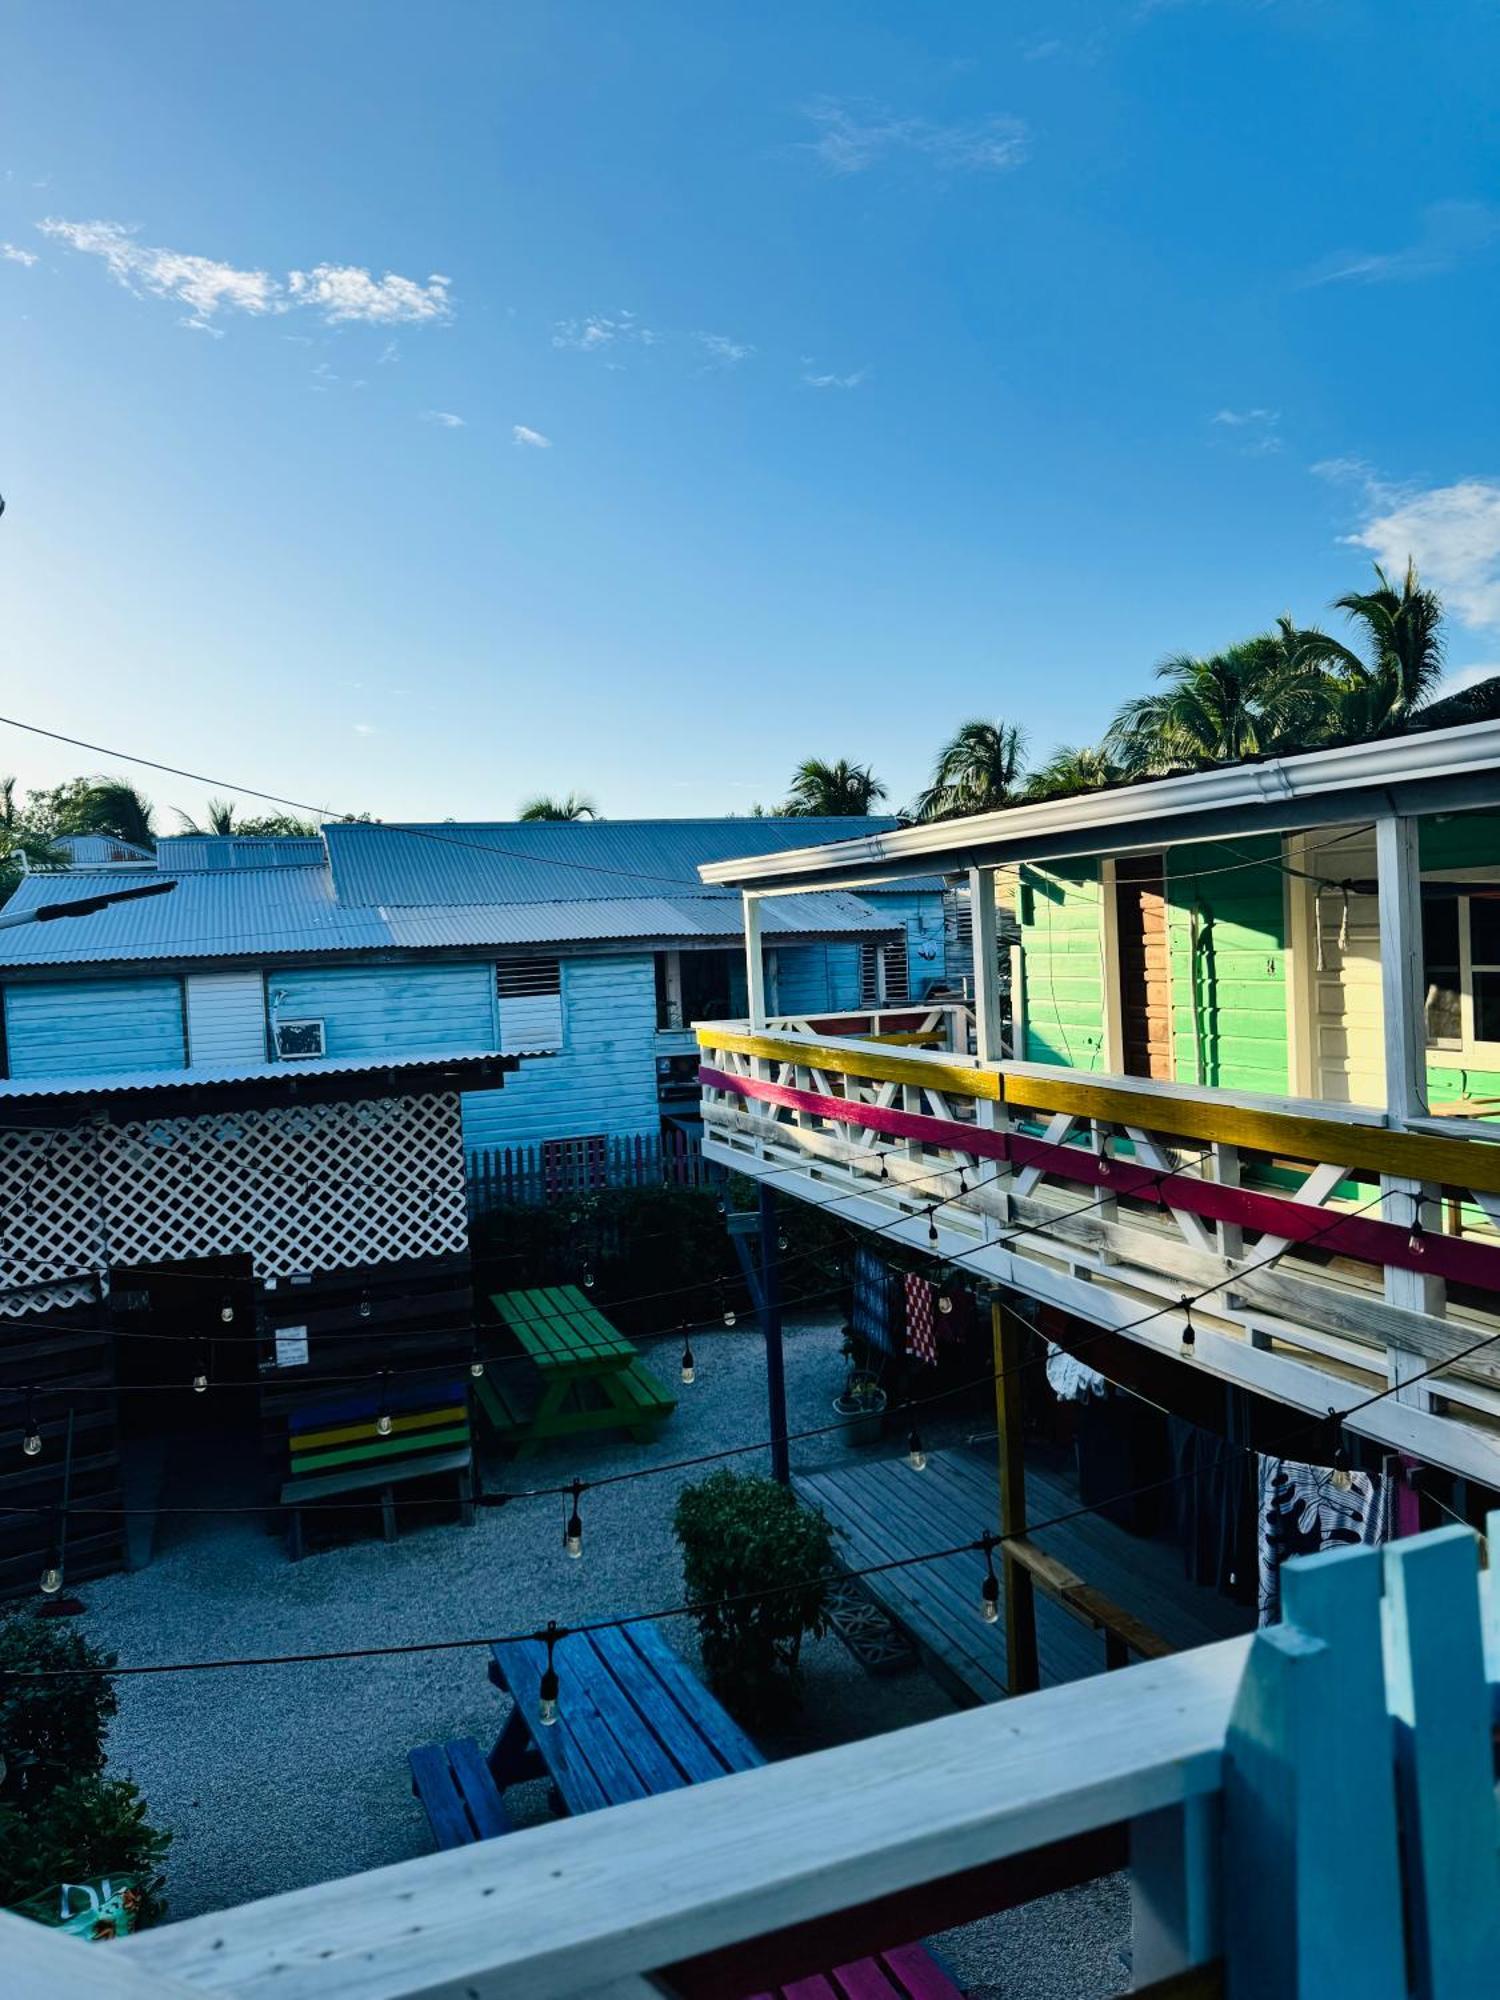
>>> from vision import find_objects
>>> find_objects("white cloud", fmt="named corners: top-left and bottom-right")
top-left (1302, 201), bottom-right (1500, 287)
top-left (512, 425), bottom-right (551, 448)
top-left (1, 241), bottom-right (38, 266)
top-left (552, 311), bottom-right (656, 353)
top-left (696, 331), bottom-right (754, 367)
top-left (1210, 406), bottom-right (1282, 456)
top-left (1212, 407), bottom-right (1279, 427)
top-left (422, 409), bottom-right (465, 428)
top-left (352, 722), bottom-right (377, 736)
top-left (37, 217), bottom-right (453, 329)
top-left (802, 97), bottom-right (1029, 176)
top-left (1343, 479), bottom-right (1500, 631)
top-left (286, 264), bottom-right (450, 324)
top-left (803, 366), bottom-right (870, 390)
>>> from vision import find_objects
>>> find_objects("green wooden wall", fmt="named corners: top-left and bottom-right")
top-left (1018, 862), bottom-right (1107, 1070)
top-left (1166, 835), bottom-right (1288, 1093)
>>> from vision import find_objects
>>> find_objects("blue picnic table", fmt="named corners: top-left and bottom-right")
top-left (480, 1620), bottom-right (964, 1999)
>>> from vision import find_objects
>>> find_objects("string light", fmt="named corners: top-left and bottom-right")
top-left (776, 1231), bottom-right (788, 1252)
top-left (927, 1211), bottom-right (940, 1246)
top-left (219, 1295), bottom-right (235, 1325)
top-left (979, 1531), bottom-right (1001, 1624)
top-left (39, 1513), bottom-right (63, 1598)
top-left (906, 1421), bottom-right (927, 1472)
top-left (192, 1342), bottom-right (209, 1395)
top-left (582, 1263), bottom-right (596, 1290)
top-left (22, 1393), bottom-right (41, 1459)
top-left (375, 1371), bottom-right (393, 1438)
top-left (1180, 1298), bottom-right (1196, 1353)
top-left (680, 1330), bottom-right (696, 1386)
top-left (718, 1279), bottom-right (736, 1328)
top-left (538, 1620), bottom-right (563, 1725)
top-left (469, 1349), bottom-right (486, 1380)
top-left (358, 1291), bottom-right (372, 1320)
top-left (1328, 1410), bottom-right (1353, 1491)
top-left (564, 1480), bottom-right (585, 1559)
top-left (1407, 1192), bottom-right (1426, 1257)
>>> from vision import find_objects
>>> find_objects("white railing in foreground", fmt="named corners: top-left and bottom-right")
top-left (5, 1522), bottom-right (1499, 1999)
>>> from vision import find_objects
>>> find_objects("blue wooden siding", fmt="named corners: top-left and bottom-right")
top-left (267, 963), bottom-right (496, 1060)
top-left (463, 955), bottom-right (661, 1149)
top-left (4, 976), bottom-right (186, 1077)
top-left (865, 893), bottom-right (951, 998)
top-left (773, 942), bottom-right (862, 1014)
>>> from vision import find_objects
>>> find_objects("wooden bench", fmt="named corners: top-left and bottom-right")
top-left (408, 1738), bottom-right (510, 1850)
top-left (280, 1377), bottom-right (475, 1560)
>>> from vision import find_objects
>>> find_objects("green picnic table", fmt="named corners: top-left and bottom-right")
top-left (473, 1285), bottom-right (677, 1454)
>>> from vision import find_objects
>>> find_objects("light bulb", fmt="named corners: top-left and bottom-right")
top-left (927, 1217), bottom-right (939, 1246)
top-left (565, 1519), bottom-right (583, 1559)
top-left (1180, 1299), bottom-right (1196, 1353)
top-left (937, 1292), bottom-right (953, 1316)
top-left (22, 1427), bottom-right (41, 1459)
top-left (358, 1293), bottom-right (372, 1319)
top-left (723, 1308), bottom-right (736, 1327)
top-left (376, 1412), bottom-right (393, 1438)
top-left (219, 1297), bottom-right (234, 1324)
top-left (538, 1688), bottom-right (559, 1727)
top-left (776, 1232), bottom-right (788, 1252)
top-left (906, 1428), bottom-right (927, 1472)
top-left (193, 1371), bottom-right (208, 1395)
top-left (680, 1344), bottom-right (696, 1386)
top-left (981, 1574), bottom-right (1001, 1624)
top-left (39, 1565), bottom-right (62, 1596)
top-left (582, 1267), bottom-right (596, 1290)
top-left (1407, 1219), bottom-right (1425, 1255)
top-left (1332, 1439), bottom-right (1352, 1491)
top-left (470, 1357), bottom-right (486, 1379)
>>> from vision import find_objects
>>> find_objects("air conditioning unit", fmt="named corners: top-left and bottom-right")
top-left (274, 1018), bottom-right (327, 1060)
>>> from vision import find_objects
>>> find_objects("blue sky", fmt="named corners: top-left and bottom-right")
top-left (2, 0), bottom-right (1498, 825)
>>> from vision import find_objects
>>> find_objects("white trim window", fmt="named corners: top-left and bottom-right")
top-left (1422, 889), bottom-right (1500, 1058)
top-left (496, 956), bottom-right (564, 1054)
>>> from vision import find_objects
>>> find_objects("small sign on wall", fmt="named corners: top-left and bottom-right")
top-left (274, 1325), bottom-right (309, 1369)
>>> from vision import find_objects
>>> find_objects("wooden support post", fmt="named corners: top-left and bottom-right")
top-left (1375, 813), bottom-right (1429, 1122)
top-left (969, 865), bottom-right (1003, 1066)
top-left (759, 1183), bottom-right (789, 1485)
top-left (993, 1298), bottom-right (1039, 1695)
top-left (744, 891), bottom-right (767, 1032)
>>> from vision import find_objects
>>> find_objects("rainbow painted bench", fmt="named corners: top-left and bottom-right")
top-left (279, 1376), bottom-right (475, 1560)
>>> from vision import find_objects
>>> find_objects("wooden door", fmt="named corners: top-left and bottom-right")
top-left (1114, 855), bottom-right (1173, 1079)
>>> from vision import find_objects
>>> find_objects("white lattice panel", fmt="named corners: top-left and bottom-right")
top-left (0, 1090), bottom-right (468, 1306)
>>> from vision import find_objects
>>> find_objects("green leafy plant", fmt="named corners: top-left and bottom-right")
top-left (673, 1471), bottom-right (835, 1721)
top-left (0, 1615), bottom-right (119, 1808)
top-left (0, 1614), bottom-right (169, 1927)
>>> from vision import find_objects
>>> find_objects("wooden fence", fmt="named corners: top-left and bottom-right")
top-left (466, 1129), bottom-right (711, 1211)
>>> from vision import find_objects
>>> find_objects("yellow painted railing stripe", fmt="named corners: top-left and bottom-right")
top-left (697, 1026), bottom-right (1500, 1194)
top-left (697, 1027), bottom-right (1004, 1100)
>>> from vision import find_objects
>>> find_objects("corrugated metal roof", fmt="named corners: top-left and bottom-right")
top-left (0, 822), bottom-right (919, 969)
top-left (156, 835), bottom-right (327, 870)
top-left (0, 866), bottom-right (389, 969)
top-left (322, 817), bottom-right (907, 907)
top-left (0, 1048), bottom-right (511, 1101)
top-left (45, 834), bottom-right (155, 865)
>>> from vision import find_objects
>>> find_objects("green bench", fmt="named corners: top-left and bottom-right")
top-left (476, 1286), bottom-right (677, 1455)
top-left (280, 1377), bottom-right (476, 1560)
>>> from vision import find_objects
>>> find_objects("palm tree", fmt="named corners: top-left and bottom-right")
top-left (781, 759), bottom-right (888, 817)
top-left (1297, 560), bottom-right (1446, 740)
top-left (1104, 623), bottom-right (1324, 776)
top-left (1024, 744), bottom-right (1122, 801)
top-left (913, 720), bottom-right (1027, 821)
top-left (63, 779), bottom-right (156, 849)
top-left (0, 776), bottom-right (60, 899)
top-left (518, 793), bottom-right (600, 821)
top-left (176, 796), bottom-right (241, 835)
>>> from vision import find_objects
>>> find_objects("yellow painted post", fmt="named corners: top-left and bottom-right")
top-left (993, 1298), bottom-right (1039, 1695)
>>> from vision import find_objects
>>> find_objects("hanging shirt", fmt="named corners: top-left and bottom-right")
top-left (1045, 1343), bottom-right (1109, 1404)
top-left (1256, 1455), bottom-right (1393, 1625)
top-left (904, 1271), bottom-right (938, 1365)
top-left (851, 1247), bottom-right (898, 1355)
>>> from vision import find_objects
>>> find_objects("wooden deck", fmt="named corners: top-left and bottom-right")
top-left (795, 1443), bottom-right (1252, 1703)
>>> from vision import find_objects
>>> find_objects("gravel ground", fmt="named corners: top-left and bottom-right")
top-left (76, 1313), bottom-right (1128, 1994)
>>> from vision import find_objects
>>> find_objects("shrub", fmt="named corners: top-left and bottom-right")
top-left (673, 1471), bottom-right (835, 1721)
top-left (0, 1614), bottom-right (118, 1809)
top-left (0, 1613), bottom-right (169, 1927)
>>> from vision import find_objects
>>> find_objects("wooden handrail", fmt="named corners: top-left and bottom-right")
top-left (698, 1023), bottom-right (1500, 1196)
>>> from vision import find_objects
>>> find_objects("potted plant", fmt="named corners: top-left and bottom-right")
top-left (832, 1332), bottom-right (887, 1446)
top-left (674, 1471), bottom-right (835, 1722)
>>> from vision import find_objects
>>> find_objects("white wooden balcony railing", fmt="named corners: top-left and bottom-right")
top-left (6, 1522), bottom-right (1499, 1997)
top-left (698, 1008), bottom-right (1500, 1488)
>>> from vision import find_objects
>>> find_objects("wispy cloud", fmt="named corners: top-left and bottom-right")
top-left (1, 241), bottom-right (38, 267)
top-left (1302, 201), bottom-right (1500, 287)
top-left (512, 424), bottom-right (551, 448)
top-left (38, 218), bottom-right (453, 329)
top-left (801, 97), bottom-right (1029, 176)
top-left (696, 332), bottom-right (754, 368)
top-left (1212, 407), bottom-right (1278, 428)
top-left (803, 365), bottom-right (870, 390)
top-left (1210, 406), bottom-right (1283, 455)
top-left (422, 409), bottom-right (465, 428)
top-left (552, 311), bottom-right (657, 353)
top-left (352, 722), bottom-right (377, 736)
top-left (1341, 477), bottom-right (1500, 632)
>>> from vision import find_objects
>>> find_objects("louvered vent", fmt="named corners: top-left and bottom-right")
top-left (496, 957), bottom-right (564, 1053)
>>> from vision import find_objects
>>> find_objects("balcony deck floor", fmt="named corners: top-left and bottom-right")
top-left (795, 1441), bottom-right (1253, 1703)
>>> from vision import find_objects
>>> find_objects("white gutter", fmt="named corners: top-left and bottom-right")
top-left (699, 717), bottom-right (1500, 889)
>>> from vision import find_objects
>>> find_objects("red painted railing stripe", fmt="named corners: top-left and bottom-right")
top-left (702, 1064), bottom-right (1500, 1297)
